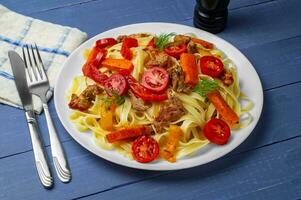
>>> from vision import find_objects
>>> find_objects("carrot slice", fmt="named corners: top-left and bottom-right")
top-left (101, 58), bottom-right (134, 75)
top-left (161, 125), bottom-right (183, 163)
top-left (191, 38), bottom-right (214, 49)
top-left (180, 53), bottom-right (199, 86)
top-left (207, 91), bottom-right (239, 125)
top-left (106, 126), bottom-right (152, 143)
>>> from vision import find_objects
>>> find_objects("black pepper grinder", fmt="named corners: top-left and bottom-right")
top-left (193, 0), bottom-right (230, 33)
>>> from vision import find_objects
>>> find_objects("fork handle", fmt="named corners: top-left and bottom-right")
top-left (25, 110), bottom-right (53, 188)
top-left (43, 103), bottom-right (71, 183)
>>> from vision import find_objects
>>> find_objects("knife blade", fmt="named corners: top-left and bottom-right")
top-left (8, 51), bottom-right (53, 188)
top-left (8, 51), bottom-right (33, 111)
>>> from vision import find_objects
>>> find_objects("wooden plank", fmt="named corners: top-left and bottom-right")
top-left (80, 137), bottom-right (301, 200)
top-left (229, 0), bottom-right (276, 10)
top-left (0, 0), bottom-right (90, 14)
top-left (2, 0), bottom-right (296, 50)
top-left (0, 0), bottom-right (295, 52)
top-left (0, 139), bottom-right (164, 200)
top-left (182, 0), bottom-right (301, 49)
top-left (241, 36), bottom-right (301, 89)
top-left (1, 82), bottom-right (301, 199)
top-left (24, 0), bottom-right (191, 37)
top-left (19, 0), bottom-right (295, 45)
top-left (0, 0), bottom-right (271, 16)
top-left (0, 101), bottom-right (71, 158)
top-left (1, 0), bottom-right (194, 19)
top-left (225, 0), bottom-right (301, 48)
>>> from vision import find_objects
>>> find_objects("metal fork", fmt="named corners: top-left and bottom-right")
top-left (22, 44), bottom-right (71, 183)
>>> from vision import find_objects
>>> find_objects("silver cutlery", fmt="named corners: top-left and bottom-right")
top-left (8, 51), bottom-right (53, 188)
top-left (22, 44), bottom-right (71, 183)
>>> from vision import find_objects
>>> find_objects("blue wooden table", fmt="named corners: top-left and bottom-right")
top-left (1, 0), bottom-right (301, 199)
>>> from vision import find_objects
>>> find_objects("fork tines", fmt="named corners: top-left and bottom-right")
top-left (22, 44), bottom-right (47, 82)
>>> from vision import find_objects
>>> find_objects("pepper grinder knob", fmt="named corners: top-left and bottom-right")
top-left (193, 0), bottom-right (230, 33)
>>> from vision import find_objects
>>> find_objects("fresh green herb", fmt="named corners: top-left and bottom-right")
top-left (193, 79), bottom-right (219, 97)
top-left (101, 91), bottom-right (125, 110)
top-left (112, 91), bottom-right (125, 105)
top-left (154, 32), bottom-right (176, 50)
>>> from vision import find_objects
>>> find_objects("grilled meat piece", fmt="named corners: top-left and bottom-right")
top-left (144, 47), bottom-right (171, 68)
top-left (187, 40), bottom-right (198, 54)
top-left (68, 84), bottom-right (103, 111)
top-left (153, 96), bottom-right (186, 133)
top-left (128, 91), bottom-right (150, 112)
top-left (174, 34), bottom-right (191, 44)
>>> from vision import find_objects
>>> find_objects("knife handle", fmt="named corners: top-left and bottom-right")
top-left (43, 103), bottom-right (71, 183)
top-left (25, 110), bottom-right (53, 188)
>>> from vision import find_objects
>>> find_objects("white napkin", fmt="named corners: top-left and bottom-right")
top-left (0, 5), bottom-right (87, 113)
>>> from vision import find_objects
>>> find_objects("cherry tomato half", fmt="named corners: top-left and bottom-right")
top-left (104, 73), bottom-right (128, 96)
top-left (126, 75), bottom-right (168, 102)
top-left (141, 67), bottom-right (169, 93)
top-left (132, 135), bottom-right (159, 163)
top-left (121, 38), bottom-right (138, 60)
top-left (200, 56), bottom-right (224, 78)
top-left (164, 42), bottom-right (187, 58)
top-left (96, 38), bottom-right (117, 49)
top-left (203, 118), bottom-right (231, 145)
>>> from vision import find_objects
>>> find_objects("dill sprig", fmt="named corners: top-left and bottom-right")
top-left (193, 79), bottom-right (219, 97)
top-left (154, 32), bottom-right (176, 50)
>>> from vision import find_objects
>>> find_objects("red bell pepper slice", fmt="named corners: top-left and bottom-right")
top-left (82, 63), bottom-right (108, 84)
top-left (121, 38), bottom-right (138, 60)
top-left (82, 47), bottom-right (108, 84)
top-left (95, 38), bottom-right (117, 49)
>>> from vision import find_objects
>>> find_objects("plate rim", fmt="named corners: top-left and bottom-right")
top-left (54, 22), bottom-right (264, 171)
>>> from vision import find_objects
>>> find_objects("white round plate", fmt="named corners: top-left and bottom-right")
top-left (54, 22), bottom-right (263, 170)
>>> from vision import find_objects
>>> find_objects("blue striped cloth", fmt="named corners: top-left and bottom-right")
top-left (0, 5), bottom-right (87, 113)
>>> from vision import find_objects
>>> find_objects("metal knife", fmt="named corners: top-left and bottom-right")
top-left (8, 51), bottom-right (53, 188)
